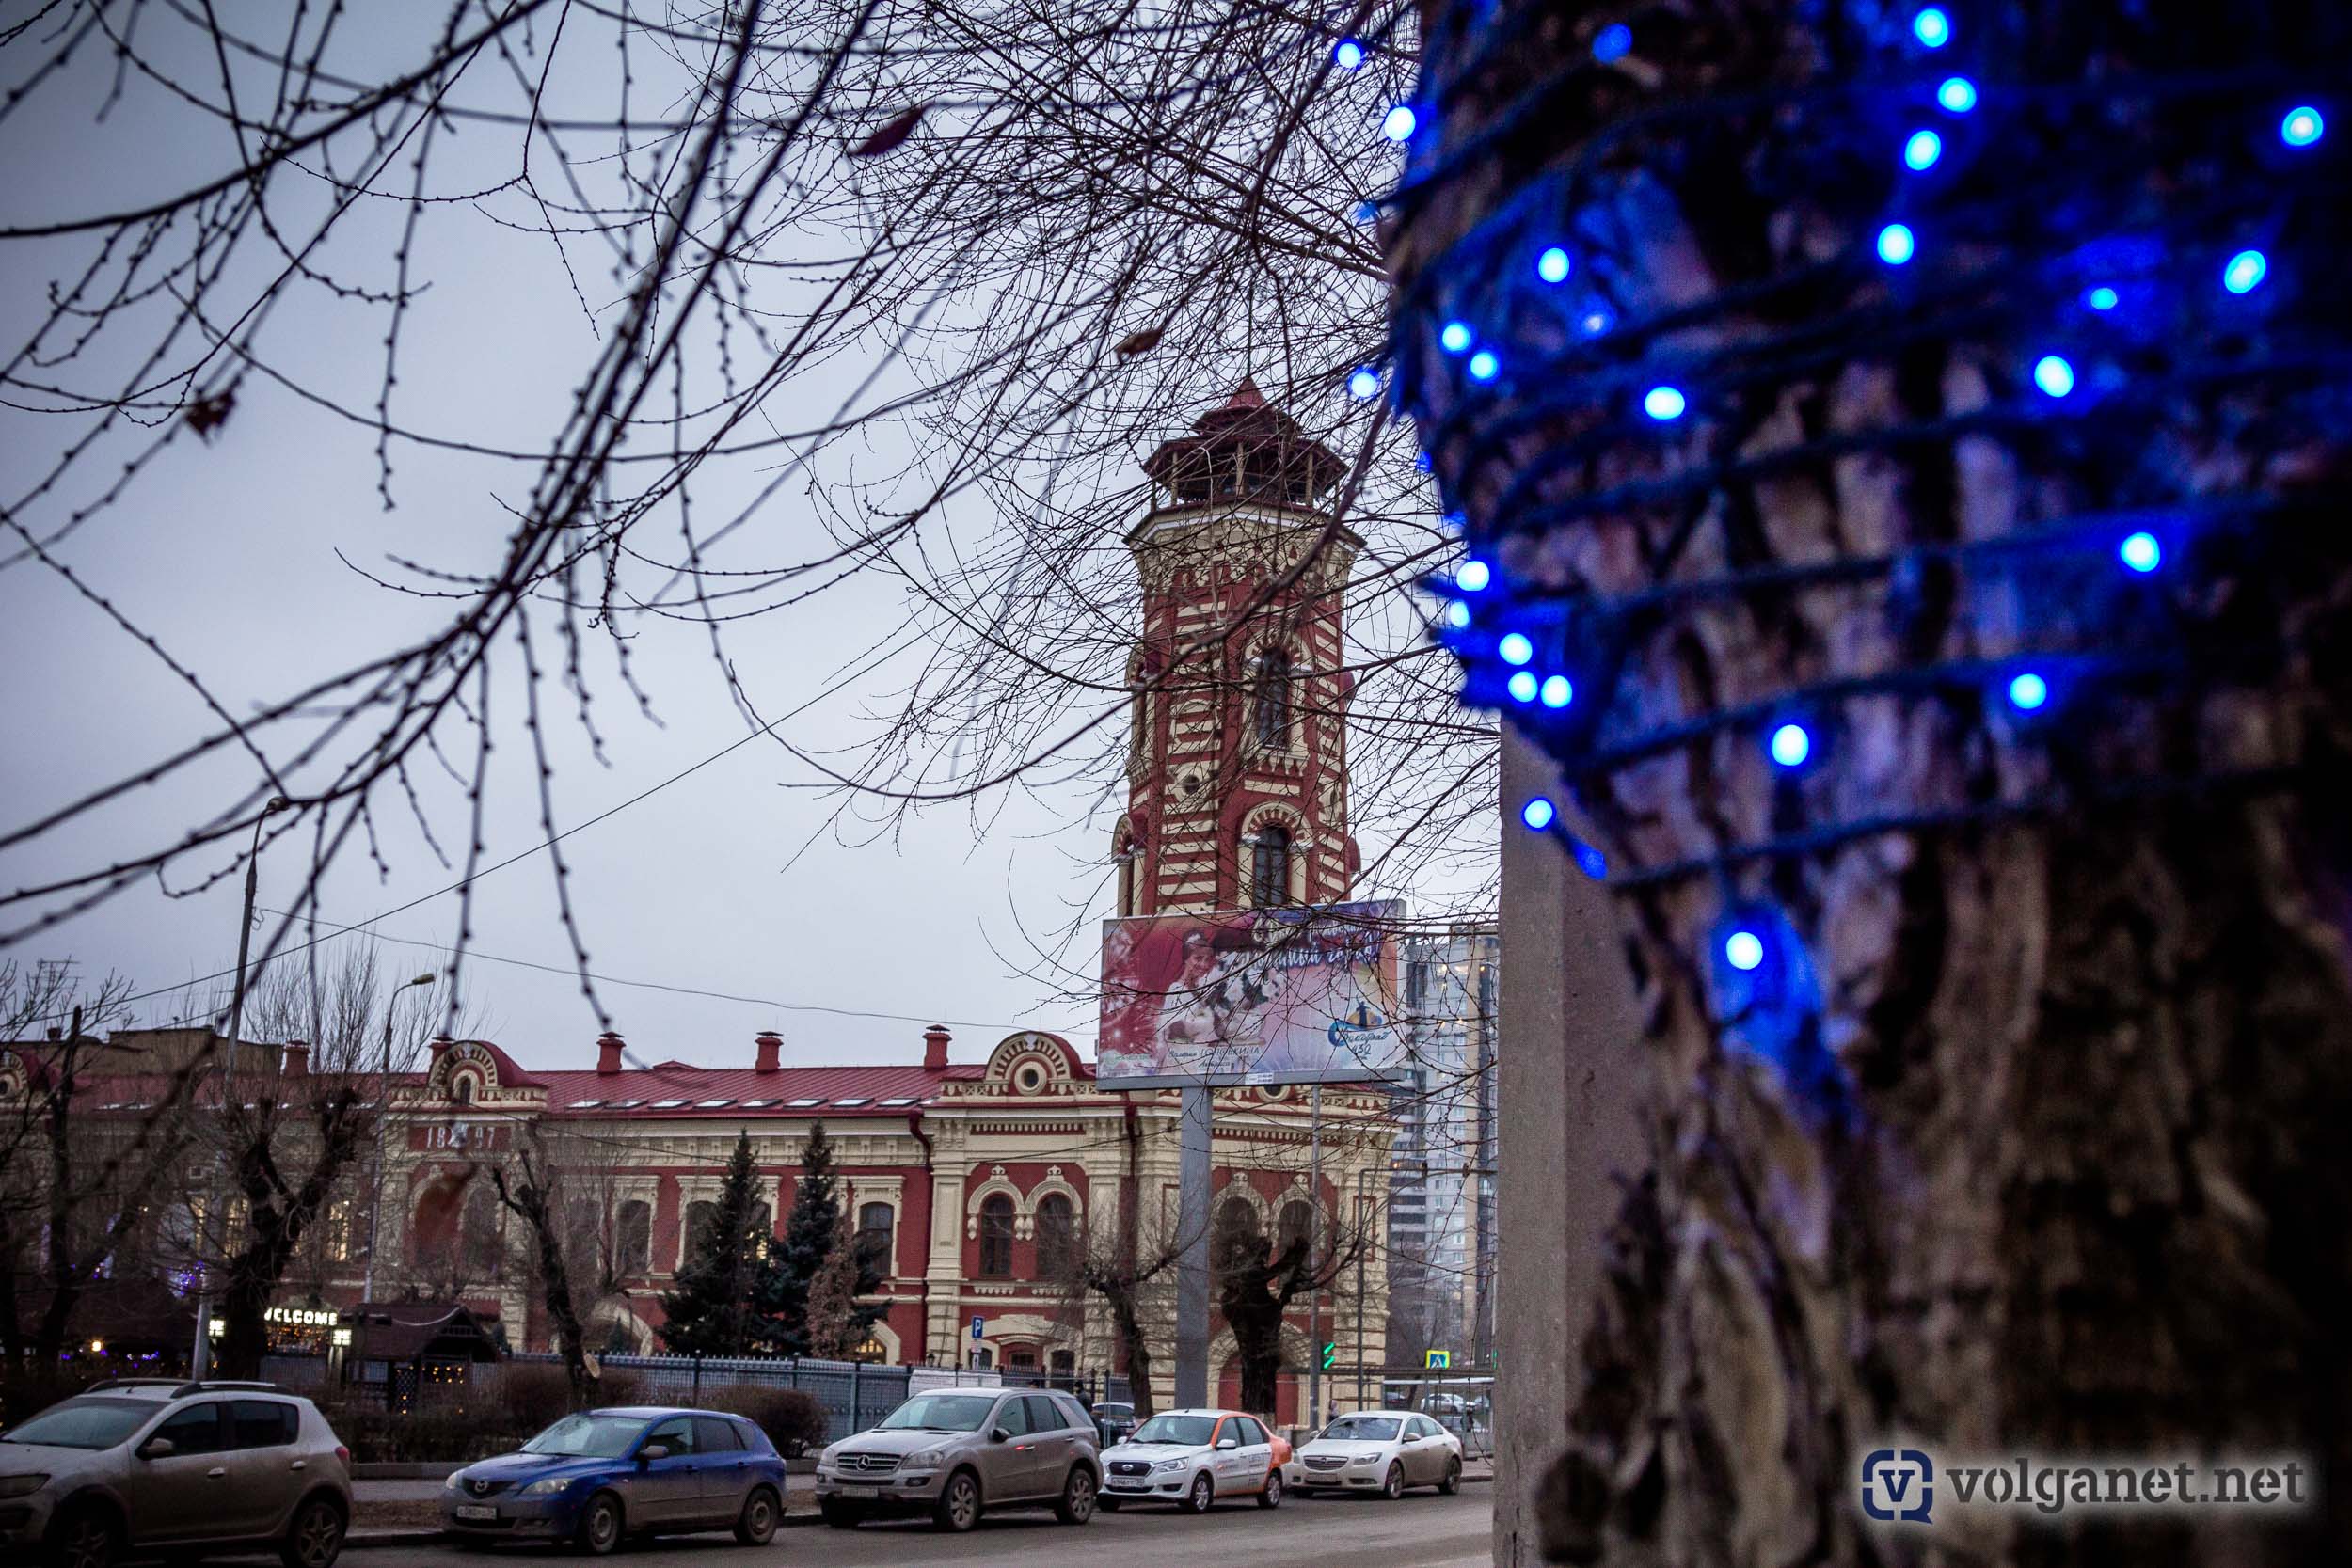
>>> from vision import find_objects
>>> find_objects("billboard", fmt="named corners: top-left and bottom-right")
top-left (1096, 899), bottom-right (1407, 1087)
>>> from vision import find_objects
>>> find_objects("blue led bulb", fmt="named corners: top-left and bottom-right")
top-left (2008, 672), bottom-right (2049, 711)
top-left (1724, 930), bottom-right (1765, 971)
top-left (1904, 130), bottom-right (1943, 170)
top-left (2281, 106), bottom-right (2325, 148)
top-left (1438, 321), bottom-right (1473, 354)
top-left (1593, 24), bottom-right (1632, 63)
top-left (1333, 39), bottom-right (1365, 71)
top-left (1441, 601), bottom-right (1470, 631)
top-left (1521, 798), bottom-right (1557, 832)
top-left (2223, 249), bottom-right (2267, 295)
top-left (1770, 723), bottom-right (1811, 768)
top-left (1467, 350), bottom-right (1500, 383)
top-left (1643, 386), bottom-right (1687, 420)
top-left (1937, 77), bottom-right (1977, 114)
top-left (1913, 8), bottom-right (1950, 47)
top-left (1347, 367), bottom-right (1381, 400)
top-left (1877, 224), bottom-right (1915, 265)
top-left (1498, 632), bottom-right (1534, 666)
top-left (1456, 559), bottom-right (1491, 593)
top-left (1381, 104), bottom-right (1417, 142)
top-left (1539, 675), bottom-right (1573, 708)
top-left (1536, 246), bottom-right (1572, 284)
top-left (2084, 285), bottom-right (2119, 312)
top-left (2119, 531), bottom-right (2161, 573)
top-left (1506, 671), bottom-right (1538, 704)
top-left (2032, 356), bottom-right (2075, 398)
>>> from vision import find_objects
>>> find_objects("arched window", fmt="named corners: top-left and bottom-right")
top-left (1252, 650), bottom-right (1291, 747)
top-left (684, 1200), bottom-right (719, 1261)
top-left (857, 1202), bottom-right (896, 1274)
top-left (1213, 1196), bottom-right (1263, 1277)
top-left (1115, 831), bottom-right (1139, 919)
top-left (1035, 1194), bottom-right (1077, 1279)
top-left (1250, 825), bottom-right (1292, 908)
top-left (616, 1200), bottom-right (652, 1275)
top-left (1278, 1199), bottom-right (1315, 1260)
top-left (461, 1183), bottom-right (501, 1278)
top-left (564, 1198), bottom-right (600, 1276)
top-left (978, 1194), bottom-right (1015, 1277)
top-left (451, 1074), bottom-right (474, 1105)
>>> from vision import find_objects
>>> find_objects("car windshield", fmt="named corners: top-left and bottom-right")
top-left (1, 1398), bottom-right (154, 1450)
top-left (877, 1394), bottom-right (996, 1433)
top-left (522, 1414), bottom-right (647, 1458)
top-left (1130, 1415), bottom-right (1216, 1446)
top-left (1321, 1417), bottom-right (1401, 1442)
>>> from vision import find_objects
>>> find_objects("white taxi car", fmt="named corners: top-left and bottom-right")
top-left (1096, 1409), bottom-right (1291, 1513)
top-left (1292, 1411), bottom-right (1463, 1498)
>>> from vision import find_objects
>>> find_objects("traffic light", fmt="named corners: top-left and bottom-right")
top-left (1320, 1341), bottom-right (1337, 1370)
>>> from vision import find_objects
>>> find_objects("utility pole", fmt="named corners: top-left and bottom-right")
top-left (191, 795), bottom-right (288, 1377)
top-left (1305, 1083), bottom-right (1322, 1432)
top-left (360, 973), bottom-right (437, 1303)
top-left (1470, 957), bottom-right (1499, 1370)
top-left (1173, 1084), bottom-right (1212, 1408)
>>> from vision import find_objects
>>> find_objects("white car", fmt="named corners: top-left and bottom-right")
top-left (1096, 1409), bottom-right (1290, 1513)
top-left (1292, 1412), bottom-right (1464, 1499)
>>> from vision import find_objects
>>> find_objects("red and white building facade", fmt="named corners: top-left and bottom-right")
top-left (362, 387), bottom-right (1393, 1419)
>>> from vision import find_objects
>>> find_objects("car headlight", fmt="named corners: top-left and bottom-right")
top-left (518, 1477), bottom-right (575, 1496)
top-left (1150, 1457), bottom-right (1187, 1473)
top-left (0, 1474), bottom-right (48, 1497)
top-left (902, 1448), bottom-right (948, 1469)
top-left (442, 1473), bottom-right (465, 1492)
top-left (1350, 1453), bottom-right (1382, 1466)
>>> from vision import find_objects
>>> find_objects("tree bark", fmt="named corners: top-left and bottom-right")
top-left (1389, 4), bottom-right (2352, 1562)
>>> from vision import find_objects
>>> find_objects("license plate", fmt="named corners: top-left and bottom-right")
top-left (836, 1485), bottom-right (880, 1499)
top-left (454, 1505), bottom-right (499, 1521)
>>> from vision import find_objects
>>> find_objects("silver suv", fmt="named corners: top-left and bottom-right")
top-left (0, 1379), bottom-right (353, 1568)
top-left (815, 1388), bottom-right (1100, 1532)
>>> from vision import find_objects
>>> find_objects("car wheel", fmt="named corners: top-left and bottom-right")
top-left (818, 1498), bottom-right (864, 1530)
top-left (1054, 1465), bottom-right (1097, 1525)
top-left (932, 1469), bottom-right (982, 1532)
top-left (50, 1506), bottom-right (119, 1568)
top-left (278, 1496), bottom-right (345, 1568)
top-left (1184, 1472), bottom-right (1214, 1514)
top-left (576, 1493), bottom-right (625, 1555)
top-left (1381, 1462), bottom-right (1405, 1501)
top-left (733, 1487), bottom-right (780, 1545)
top-left (1257, 1470), bottom-right (1283, 1510)
top-left (1439, 1457), bottom-right (1462, 1496)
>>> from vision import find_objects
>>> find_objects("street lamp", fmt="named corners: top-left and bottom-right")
top-left (360, 973), bottom-right (438, 1304)
top-left (191, 794), bottom-right (291, 1377)
top-left (1352, 1157), bottom-right (1426, 1412)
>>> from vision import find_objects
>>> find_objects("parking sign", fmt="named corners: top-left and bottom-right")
top-left (971, 1314), bottom-right (984, 1340)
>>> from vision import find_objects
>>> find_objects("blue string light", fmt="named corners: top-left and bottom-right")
top-left (1441, 600), bottom-right (1470, 630)
top-left (1913, 8), bottom-right (1950, 48)
top-left (1535, 246), bottom-right (1573, 284)
top-left (1468, 349), bottom-right (1501, 382)
top-left (2084, 285), bottom-right (2120, 311)
top-left (1381, 104), bottom-right (1417, 141)
top-left (2008, 672), bottom-right (2050, 711)
top-left (1506, 670), bottom-right (1539, 703)
top-left (1439, 321), bottom-right (1473, 354)
top-left (1540, 674), bottom-right (1574, 708)
top-left (2032, 355), bottom-right (2076, 398)
top-left (1936, 77), bottom-right (1978, 114)
top-left (1769, 722), bottom-right (1811, 768)
top-left (1456, 559), bottom-right (1491, 593)
top-left (2119, 531), bottom-right (2162, 573)
top-left (1578, 304), bottom-right (1616, 337)
top-left (1574, 842), bottom-right (1608, 879)
top-left (1347, 367), bottom-right (1381, 399)
top-left (1592, 24), bottom-right (1632, 63)
top-left (1333, 38), bottom-right (1365, 71)
top-left (1904, 129), bottom-right (1943, 170)
top-left (2280, 105), bottom-right (2325, 148)
top-left (1643, 385), bottom-right (1688, 420)
top-left (2223, 249), bottom-right (2267, 295)
top-left (1724, 929), bottom-right (1765, 971)
top-left (1498, 632), bottom-right (1534, 666)
top-left (1876, 223), bottom-right (1916, 265)
top-left (1521, 797), bottom-right (1557, 832)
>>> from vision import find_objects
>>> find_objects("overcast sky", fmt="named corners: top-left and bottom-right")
top-left (0, 6), bottom-right (1476, 1073)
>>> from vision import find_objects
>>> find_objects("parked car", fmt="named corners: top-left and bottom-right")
top-left (440, 1406), bottom-right (784, 1554)
top-left (1291, 1411), bottom-right (1463, 1499)
top-left (1097, 1408), bottom-right (1290, 1513)
top-left (0, 1376), bottom-right (352, 1568)
top-left (1089, 1401), bottom-right (1139, 1449)
top-left (814, 1387), bottom-right (1100, 1532)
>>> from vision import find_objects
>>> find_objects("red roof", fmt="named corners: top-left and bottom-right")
top-left (534, 1061), bottom-right (990, 1117)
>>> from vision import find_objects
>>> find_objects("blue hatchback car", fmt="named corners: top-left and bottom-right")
top-left (441, 1406), bottom-right (786, 1553)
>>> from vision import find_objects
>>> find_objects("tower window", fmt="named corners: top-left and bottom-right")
top-left (1252, 650), bottom-right (1292, 747)
top-left (1251, 825), bottom-right (1293, 908)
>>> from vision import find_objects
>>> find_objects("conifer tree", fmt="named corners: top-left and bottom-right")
top-left (760, 1121), bottom-right (884, 1356)
top-left (802, 1209), bottom-right (866, 1362)
top-left (655, 1131), bottom-right (765, 1357)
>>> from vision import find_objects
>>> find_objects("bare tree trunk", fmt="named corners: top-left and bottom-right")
top-left (1390, 4), bottom-right (2352, 1563)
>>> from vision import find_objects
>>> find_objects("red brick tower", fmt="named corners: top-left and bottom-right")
top-left (1114, 381), bottom-right (1360, 917)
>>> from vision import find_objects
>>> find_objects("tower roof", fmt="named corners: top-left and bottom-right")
top-left (1141, 381), bottom-right (1345, 506)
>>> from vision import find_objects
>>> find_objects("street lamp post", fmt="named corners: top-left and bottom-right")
top-left (191, 795), bottom-right (290, 1378)
top-left (1356, 1157), bottom-right (1426, 1412)
top-left (360, 973), bottom-right (438, 1304)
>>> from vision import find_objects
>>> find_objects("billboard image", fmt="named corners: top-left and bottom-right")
top-left (1096, 900), bottom-right (1406, 1087)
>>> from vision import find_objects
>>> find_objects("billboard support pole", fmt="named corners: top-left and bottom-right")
top-left (1174, 1083), bottom-right (1212, 1408)
top-left (1306, 1082), bottom-right (1322, 1432)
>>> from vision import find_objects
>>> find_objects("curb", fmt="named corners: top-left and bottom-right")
top-left (354, 1463), bottom-right (466, 1480)
top-left (344, 1530), bottom-right (448, 1551)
